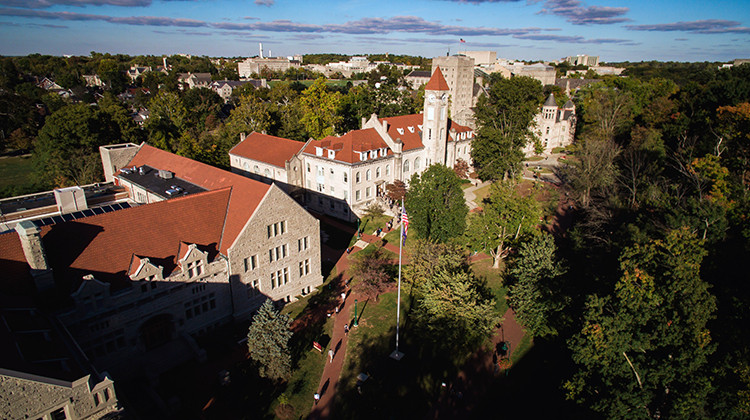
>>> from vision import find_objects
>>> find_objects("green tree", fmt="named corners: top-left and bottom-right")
top-left (507, 232), bottom-right (566, 337)
top-left (33, 104), bottom-right (118, 187)
top-left (145, 91), bottom-right (187, 152)
top-left (562, 136), bottom-right (621, 208)
top-left (247, 299), bottom-right (293, 381)
top-left (182, 87), bottom-right (223, 132)
top-left (226, 93), bottom-right (273, 139)
top-left (97, 92), bottom-right (144, 144)
top-left (410, 242), bottom-right (498, 354)
top-left (465, 181), bottom-right (541, 268)
top-left (405, 164), bottom-right (468, 243)
top-left (299, 77), bottom-right (342, 139)
top-left (566, 228), bottom-right (717, 418)
top-left (471, 74), bottom-right (544, 181)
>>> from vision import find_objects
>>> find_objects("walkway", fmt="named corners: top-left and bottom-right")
top-left (463, 180), bottom-right (492, 210)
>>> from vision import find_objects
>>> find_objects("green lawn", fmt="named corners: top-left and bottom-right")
top-left (525, 155), bottom-right (545, 162)
top-left (472, 182), bottom-right (493, 204)
top-left (0, 154), bottom-right (38, 197)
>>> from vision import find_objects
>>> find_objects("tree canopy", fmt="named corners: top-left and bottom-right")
top-left (405, 164), bottom-right (468, 243)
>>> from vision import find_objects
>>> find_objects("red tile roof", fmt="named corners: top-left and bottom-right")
top-left (0, 188), bottom-right (231, 294)
top-left (0, 232), bottom-right (35, 296)
top-left (425, 67), bottom-right (449, 91)
top-left (304, 128), bottom-right (390, 164)
top-left (125, 144), bottom-right (271, 254)
top-left (229, 132), bottom-right (306, 168)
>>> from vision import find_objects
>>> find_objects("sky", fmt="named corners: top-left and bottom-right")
top-left (0, 0), bottom-right (748, 62)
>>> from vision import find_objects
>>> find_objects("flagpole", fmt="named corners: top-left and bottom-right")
top-left (391, 199), bottom-right (404, 360)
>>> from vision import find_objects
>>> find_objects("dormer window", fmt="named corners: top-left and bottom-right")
top-left (186, 260), bottom-right (203, 278)
top-left (418, 124), bottom-right (423, 131)
top-left (316, 147), bottom-right (323, 157)
top-left (380, 148), bottom-right (386, 157)
top-left (328, 149), bottom-right (336, 159)
top-left (407, 126), bottom-right (415, 133)
top-left (397, 128), bottom-right (404, 135)
top-left (360, 152), bottom-right (366, 161)
top-left (370, 150), bottom-right (377, 159)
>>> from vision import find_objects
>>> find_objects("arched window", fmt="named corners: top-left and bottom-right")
top-left (403, 160), bottom-right (410, 172)
top-left (264, 168), bottom-right (270, 177)
top-left (243, 162), bottom-right (250, 171)
top-left (356, 172), bottom-right (361, 183)
top-left (414, 157), bottom-right (421, 170)
top-left (366, 169), bottom-right (371, 181)
top-left (376, 167), bottom-right (381, 178)
top-left (386, 164), bottom-right (391, 176)
top-left (254, 165), bottom-right (260, 173)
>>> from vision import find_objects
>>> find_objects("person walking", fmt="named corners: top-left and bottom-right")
top-left (314, 393), bottom-right (320, 405)
top-left (328, 348), bottom-right (334, 363)
top-left (344, 323), bottom-right (349, 335)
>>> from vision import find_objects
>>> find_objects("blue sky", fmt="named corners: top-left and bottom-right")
top-left (0, 0), bottom-right (748, 62)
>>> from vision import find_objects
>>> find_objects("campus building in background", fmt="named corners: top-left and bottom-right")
top-left (525, 93), bottom-right (576, 155)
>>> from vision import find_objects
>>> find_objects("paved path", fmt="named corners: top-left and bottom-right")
top-left (463, 180), bottom-right (492, 210)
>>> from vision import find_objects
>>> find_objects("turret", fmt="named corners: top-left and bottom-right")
top-left (422, 67), bottom-right (450, 166)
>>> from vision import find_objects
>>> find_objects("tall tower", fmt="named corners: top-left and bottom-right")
top-left (422, 67), bottom-right (450, 166)
top-left (431, 55), bottom-right (475, 126)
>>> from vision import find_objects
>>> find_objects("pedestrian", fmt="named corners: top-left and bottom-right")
top-left (335, 306), bottom-right (339, 314)
top-left (328, 349), bottom-right (334, 363)
top-left (314, 393), bottom-right (320, 405)
top-left (344, 324), bottom-right (349, 335)
top-left (341, 292), bottom-right (346, 302)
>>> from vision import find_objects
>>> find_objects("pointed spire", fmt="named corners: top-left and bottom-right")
top-left (425, 66), bottom-right (450, 91)
top-left (544, 93), bottom-right (557, 107)
top-left (563, 99), bottom-right (575, 109)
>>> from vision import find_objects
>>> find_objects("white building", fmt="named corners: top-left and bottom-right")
top-left (230, 68), bottom-right (475, 221)
top-left (525, 93), bottom-right (576, 156)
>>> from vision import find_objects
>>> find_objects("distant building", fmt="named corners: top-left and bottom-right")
top-left (565, 55), bottom-right (600, 67)
top-left (458, 50), bottom-right (497, 66)
top-left (495, 61), bottom-right (556, 86)
top-left (405, 70), bottom-right (431, 90)
top-left (177, 72), bottom-right (212, 90)
top-left (432, 55), bottom-right (476, 127)
top-left (238, 57), bottom-right (301, 78)
top-left (525, 93), bottom-right (576, 156)
top-left (209, 79), bottom-right (266, 102)
top-left (82, 74), bottom-right (104, 87)
top-left (127, 65), bottom-right (151, 82)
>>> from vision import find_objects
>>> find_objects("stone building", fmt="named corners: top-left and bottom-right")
top-left (0, 144), bottom-right (323, 383)
top-left (431, 55), bottom-right (476, 127)
top-left (230, 68), bottom-right (475, 222)
top-left (525, 93), bottom-right (576, 155)
top-left (238, 57), bottom-right (301, 78)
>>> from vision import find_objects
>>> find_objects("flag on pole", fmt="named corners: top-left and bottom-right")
top-left (459, 38), bottom-right (466, 43)
top-left (401, 207), bottom-right (409, 245)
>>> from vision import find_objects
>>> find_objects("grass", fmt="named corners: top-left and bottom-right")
top-left (525, 155), bottom-right (545, 162)
top-left (471, 258), bottom-right (508, 315)
top-left (0, 154), bottom-right (38, 197)
top-left (472, 182), bottom-right (493, 204)
top-left (551, 146), bottom-right (567, 154)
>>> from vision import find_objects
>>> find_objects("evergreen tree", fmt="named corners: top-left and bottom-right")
top-left (247, 299), bottom-right (293, 381)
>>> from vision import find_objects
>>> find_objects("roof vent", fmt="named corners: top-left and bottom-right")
top-left (158, 169), bottom-right (174, 179)
top-left (407, 126), bottom-right (415, 133)
top-left (138, 166), bottom-right (145, 175)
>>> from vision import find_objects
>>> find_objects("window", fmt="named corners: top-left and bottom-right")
top-left (247, 280), bottom-right (260, 298)
top-left (414, 157), bottom-right (421, 170)
top-left (356, 172), bottom-right (361, 183)
top-left (403, 160), bottom-right (410, 172)
top-left (269, 244), bottom-right (288, 262)
top-left (104, 388), bottom-right (111, 401)
top-left (546, 127), bottom-right (550, 135)
top-left (330, 186), bottom-right (335, 193)
top-left (428, 128), bottom-right (432, 140)
top-left (426, 106), bottom-right (435, 120)
top-left (299, 258), bottom-right (310, 276)
top-left (355, 190), bottom-right (361, 201)
top-left (264, 168), bottom-right (270, 177)
top-left (440, 107), bottom-right (446, 120)
top-left (343, 172), bottom-right (348, 183)
top-left (244, 255), bottom-right (257, 272)
top-left (317, 183), bottom-right (325, 192)
top-left (366, 187), bottom-right (371, 198)
top-left (267, 221), bottom-right (286, 238)
top-left (307, 163), bottom-right (310, 173)
top-left (254, 165), bottom-right (260, 173)
top-left (186, 260), bottom-right (203, 278)
top-left (51, 408), bottom-right (67, 420)
top-left (376, 167), bottom-right (381, 178)
top-left (386, 164), bottom-right (391, 176)
top-left (271, 268), bottom-right (289, 289)
top-left (330, 168), bottom-right (334, 176)
top-left (317, 166), bottom-right (324, 176)
top-left (298, 236), bottom-right (309, 251)
top-left (366, 169), bottom-right (371, 181)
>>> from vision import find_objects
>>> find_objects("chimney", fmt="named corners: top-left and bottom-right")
top-left (15, 221), bottom-right (55, 292)
top-left (259, 43), bottom-right (264, 59)
top-left (361, 116), bottom-right (367, 129)
top-left (240, 132), bottom-right (246, 142)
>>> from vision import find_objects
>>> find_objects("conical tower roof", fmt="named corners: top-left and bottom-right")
top-left (563, 99), bottom-right (575, 109)
top-left (425, 66), bottom-right (450, 91)
top-left (544, 93), bottom-right (557, 107)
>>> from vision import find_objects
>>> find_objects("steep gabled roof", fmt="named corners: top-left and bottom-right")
top-left (125, 144), bottom-right (271, 254)
top-left (304, 128), bottom-right (389, 164)
top-left (0, 189), bottom-right (231, 295)
top-left (229, 132), bottom-right (306, 168)
top-left (544, 93), bottom-right (557, 107)
top-left (425, 67), bottom-right (450, 91)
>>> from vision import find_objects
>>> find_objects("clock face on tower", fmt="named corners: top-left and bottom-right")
top-left (427, 93), bottom-right (436, 103)
top-left (441, 93), bottom-right (448, 102)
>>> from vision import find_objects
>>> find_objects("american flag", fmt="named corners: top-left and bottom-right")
top-left (401, 208), bottom-right (409, 235)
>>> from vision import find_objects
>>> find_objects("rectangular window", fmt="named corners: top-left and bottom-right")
top-left (94, 393), bottom-right (100, 406)
top-left (271, 271), bottom-right (277, 289)
top-left (267, 221), bottom-right (286, 238)
top-left (283, 267), bottom-right (289, 284)
top-left (187, 260), bottom-right (203, 278)
top-left (356, 190), bottom-right (361, 201)
top-left (247, 280), bottom-right (260, 298)
top-left (366, 187), bottom-right (371, 198)
top-left (298, 236), bottom-right (309, 251)
top-left (299, 258), bottom-right (311, 276)
top-left (343, 172), bottom-right (348, 183)
top-left (104, 388), bottom-right (111, 401)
